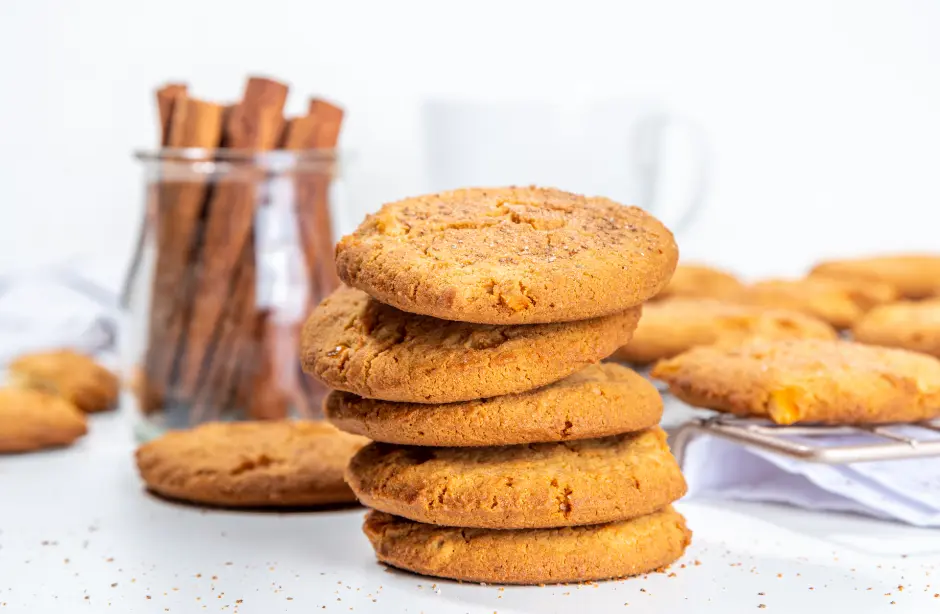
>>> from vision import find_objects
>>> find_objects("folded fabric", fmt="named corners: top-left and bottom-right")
top-left (674, 397), bottom-right (940, 527)
top-left (0, 268), bottom-right (120, 368)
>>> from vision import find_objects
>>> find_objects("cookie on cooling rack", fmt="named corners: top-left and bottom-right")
top-left (652, 338), bottom-right (940, 425)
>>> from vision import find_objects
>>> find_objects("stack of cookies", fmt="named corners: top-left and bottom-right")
top-left (301, 187), bottom-right (692, 584)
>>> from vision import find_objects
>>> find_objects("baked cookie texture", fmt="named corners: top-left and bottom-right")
top-left (301, 287), bottom-right (641, 403)
top-left (654, 264), bottom-right (743, 301)
top-left (135, 421), bottom-right (369, 507)
top-left (346, 427), bottom-right (686, 529)
top-left (334, 186), bottom-right (678, 325)
top-left (613, 299), bottom-right (836, 364)
top-left (9, 349), bottom-right (119, 413)
top-left (652, 338), bottom-right (940, 425)
top-left (325, 363), bottom-right (662, 446)
top-left (736, 277), bottom-right (893, 329)
top-left (0, 387), bottom-right (87, 453)
top-left (363, 506), bottom-right (691, 584)
top-left (854, 299), bottom-right (940, 358)
top-left (811, 254), bottom-right (940, 300)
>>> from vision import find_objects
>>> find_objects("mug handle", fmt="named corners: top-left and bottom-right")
top-left (633, 113), bottom-right (709, 234)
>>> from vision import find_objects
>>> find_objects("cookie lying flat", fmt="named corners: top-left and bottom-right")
top-left (654, 264), bottom-right (743, 301)
top-left (736, 277), bottom-right (894, 329)
top-left (613, 299), bottom-right (836, 364)
top-left (854, 300), bottom-right (940, 358)
top-left (136, 421), bottom-right (369, 507)
top-left (364, 506), bottom-right (691, 585)
top-left (346, 428), bottom-right (685, 529)
top-left (811, 254), bottom-right (940, 300)
top-left (652, 338), bottom-right (940, 425)
top-left (0, 388), bottom-right (87, 453)
top-left (9, 349), bottom-right (119, 413)
top-left (335, 186), bottom-right (677, 324)
top-left (325, 363), bottom-right (662, 446)
top-left (302, 287), bottom-right (641, 404)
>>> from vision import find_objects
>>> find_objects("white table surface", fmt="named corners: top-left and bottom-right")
top-left (2, 410), bottom-right (940, 614)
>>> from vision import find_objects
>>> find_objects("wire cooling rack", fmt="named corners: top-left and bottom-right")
top-left (670, 414), bottom-right (940, 465)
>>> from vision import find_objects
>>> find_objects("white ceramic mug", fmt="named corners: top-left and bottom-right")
top-left (420, 100), bottom-right (709, 232)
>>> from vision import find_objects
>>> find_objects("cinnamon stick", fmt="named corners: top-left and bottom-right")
top-left (174, 77), bottom-right (288, 402)
top-left (156, 83), bottom-right (187, 145)
top-left (281, 100), bottom-right (344, 419)
top-left (141, 95), bottom-right (224, 413)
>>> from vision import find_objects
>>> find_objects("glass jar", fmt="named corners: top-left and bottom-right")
top-left (123, 148), bottom-right (341, 440)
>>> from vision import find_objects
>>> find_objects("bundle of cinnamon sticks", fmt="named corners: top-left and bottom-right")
top-left (138, 76), bottom-right (342, 422)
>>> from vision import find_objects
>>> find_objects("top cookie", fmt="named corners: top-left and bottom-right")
top-left (9, 349), bottom-right (119, 413)
top-left (302, 287), bottom-right (641, 403)
top-left (652, 338), bottom-right (940, 425)
top-left (335, 186), bottom-right (678, 324)
top-left (654, 264), bottom-right (743, 301)
top-left (811, 254), bottom-right (940, 300)
top-left (854, 299), bottom-right (940, 358)
top-left (613, 298), bottom-right (836, 364)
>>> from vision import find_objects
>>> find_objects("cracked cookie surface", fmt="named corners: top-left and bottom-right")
top-left (652, 338), bottom-right (940, 425)
top-left (613, 298), bottom-right (836, 364)
top-left (345, 427), bottom-right (685, 529)
top-left (335, 186), bottom-right (678, 324)
top-left (0, 387), bottom-right (87, 453)
top-left (301, 287), bottom-right (641, 403)
top-left (135, 421), bottom-right (369, 507)
top-left (363, 506), bottom-right (691, 584)
top-left (325, 363), bottom-right (661, 446)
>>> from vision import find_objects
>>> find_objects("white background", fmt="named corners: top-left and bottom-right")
top-left (1, 0), bottom-right (939, 281)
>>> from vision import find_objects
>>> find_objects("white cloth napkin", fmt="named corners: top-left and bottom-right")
top-left (0, 267), bottom-right (121, 368)
top-left (672, 398), bottom-right (940, 527)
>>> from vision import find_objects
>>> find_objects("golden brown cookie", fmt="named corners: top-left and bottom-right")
top-left (613, 299), bottom-right (836, 364)
top-left (811, 254), bottom-right (940, 300)
top-left (363, 505), bottom-right (691, 585)
top-left (325, 363), bottom-right (662, 446)
top-left (736, 276), bottom-right (897, 329)
top-left (652, 338), bottom-right (940, 424)
top-left (9, 349), bottom-right (119, 413)
top-left (335, 186), bottom-right (678, 324)
top-left (135, 421), bottom-right (369, 507)
top-left (655, 264), bottom-right (743, 301)
top-left (0, 387), bottom-right (87, 453)
top-left (301, 287), bottom-right (641, 404)
top-left (853, 300), bottom-right (940, 358)
top-left (346, 428), bottom-right (685, 529)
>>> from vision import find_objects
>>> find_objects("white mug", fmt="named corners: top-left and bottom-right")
top-left (420, 100), bottom-right (708, 233)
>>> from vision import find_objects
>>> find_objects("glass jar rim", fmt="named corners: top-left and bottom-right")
top-left (134, 147), bottom-right (345, 173)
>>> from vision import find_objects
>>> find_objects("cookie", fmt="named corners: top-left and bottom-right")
top-left (738, 276), bottom-right (897, 328)
top-left (613, 299), bottom-right (836, 364)
top-left (854, 300), bottom-right (940, 358)
top-left (363, 506), bottom-right (691, 585)
top-left (9, 349), bottom-right (119, 413)
top-left (301, 287), bottom-right (641, 404)
top-left (334, 186), bottom-right (678, 324)
top-left (346, 427), bottom-right (685, 529)
top-left (0, 387), bottom-right (87, 453)
top-left (655, 264), bottom-right (743, 301)
top-left (811, 254), bottom-right (940, 300)
top-left (135, 421), bottom-right (369, 507)
top-left (652, 338), bottom-right (940, 424)
top-left (325, 363), bottom-right (662, 446)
